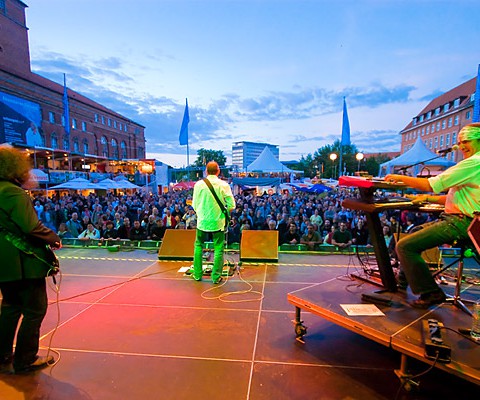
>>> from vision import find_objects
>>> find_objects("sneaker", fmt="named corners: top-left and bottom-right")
top-left (411, 289), bottom-right (446, 309)
top-left (213, 277), bottom-right (223, 284)
top-left (14, 355), bottom-right (54, 374)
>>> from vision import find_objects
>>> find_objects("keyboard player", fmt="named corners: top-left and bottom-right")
top-left (384, 122), bottom-right (480, 309)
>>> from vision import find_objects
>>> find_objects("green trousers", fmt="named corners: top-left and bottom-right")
top-left (193, 229), bottom-right (225, 282)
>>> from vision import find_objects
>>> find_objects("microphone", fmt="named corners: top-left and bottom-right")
top-left (436, 145), bottom-right (459, 155)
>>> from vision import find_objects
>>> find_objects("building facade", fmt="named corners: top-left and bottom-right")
top-left (400, 77), bottom-right (476, 163)
top-left (0, 0), bottom-right (146, 173)
top-left (232, 141), bottom-right (279, 171)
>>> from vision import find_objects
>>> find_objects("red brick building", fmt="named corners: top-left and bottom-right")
top-left (0, 0), bottom-right (146, 172)
top-left (400, 77), bottom-right (476, 163)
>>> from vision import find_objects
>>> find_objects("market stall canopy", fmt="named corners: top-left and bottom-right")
top-left (49, 177), bottom-right (98, 190)
top-left (172, 181), bottom-right (196, 190)
top-left (113, 179), bottom-right (140, 189)
top-left (246, 147), bottom-right (296, 173)
top-left (379, 137), bottom-right (455, 177)
top-left (289, 183), bottom-right (332, 194)
top-left (30, 168), bottom-right (49, 183)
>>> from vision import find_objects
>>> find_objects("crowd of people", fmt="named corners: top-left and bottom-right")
top-left (29, 180), bottom-right (437, 253)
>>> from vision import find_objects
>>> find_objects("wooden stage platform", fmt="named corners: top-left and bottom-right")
top-left (288, 276), bottom-right (480, 389)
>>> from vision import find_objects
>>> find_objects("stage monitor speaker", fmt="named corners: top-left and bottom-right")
top-left (240, 230), bottom-right (278, 262)
top-left (158, 229), bottom-right (196, 260)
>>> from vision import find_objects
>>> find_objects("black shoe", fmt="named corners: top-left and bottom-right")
top-left (213, 277), bottom-right (223, 284)
top-left (14, 355), bottom-right (54, 374)
top-left (411, 289), bottom-right (446, 309)
top-left (0, 362), bottom-right (13, 375)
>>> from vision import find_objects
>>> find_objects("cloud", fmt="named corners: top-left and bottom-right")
top-left (30, 50), bottom-right (415, 163)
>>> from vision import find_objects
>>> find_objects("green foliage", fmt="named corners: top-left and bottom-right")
top-left (192, 149), bottom-right (227, 168)
top-left (294, 140), bottom-right (392, 179)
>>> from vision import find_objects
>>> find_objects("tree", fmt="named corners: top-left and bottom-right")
top-left (192, 149), bottom-right (227, 168)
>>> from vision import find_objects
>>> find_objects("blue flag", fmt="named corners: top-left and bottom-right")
top-left (473, 64), bottom-right (480, 123)
top-left (341, 97), bottom-right (351, 146)
top-left (179, 98), bottom-right (189, 146)
top-left (63, 73), bottom-right (70, 136)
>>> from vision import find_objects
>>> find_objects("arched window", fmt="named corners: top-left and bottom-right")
top-left (121, 141), bottom-right (127, 159)
top-left (83, 139), bottom-right (89, 155)
top-left (63, 136), bottom-right (70, 151)
top-left (51, 133), bottom-right (58, 149)
top-left (73, 137), bottom-right (80, 153)
top-left (137, 146), bottom-right (144, 159)
top-left (111, 138), bottom-right (119, 160)
top-left (101, 136), bottom-right (109, 158)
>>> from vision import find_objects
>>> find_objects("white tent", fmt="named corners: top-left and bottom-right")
top-left (379, 137), bottom-right (455, 177)
top-left (49, 177), bottom-right (98, 190)
top-left (246, 146), bottom-right (296, 173)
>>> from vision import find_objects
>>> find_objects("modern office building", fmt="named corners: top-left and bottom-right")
top-left (400, 76), bottom-right (477, 163)
top-left (232, 141), bottom-right (279, 171)
top-left (0, 0), bottom-right (146, 174)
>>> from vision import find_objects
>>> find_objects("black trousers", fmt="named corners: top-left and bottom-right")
top-left (0, 278), bottom-right (48, 367)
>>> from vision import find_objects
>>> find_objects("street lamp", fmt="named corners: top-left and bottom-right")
top-left (356, 152), bottom-right (364, 173)
top-left (329, 153), bottom-right (337, 179)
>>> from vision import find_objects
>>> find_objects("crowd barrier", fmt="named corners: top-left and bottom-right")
top-left (59, 237), bottom-right (377, 255)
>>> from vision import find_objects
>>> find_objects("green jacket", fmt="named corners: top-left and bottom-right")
top-left (0, 180), bottom-right (60, 282)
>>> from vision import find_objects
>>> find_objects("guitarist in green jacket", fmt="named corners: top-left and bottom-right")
top-left (0, 145), bottom-right (61, 374)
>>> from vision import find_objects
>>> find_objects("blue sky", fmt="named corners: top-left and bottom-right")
top-left (25, 0), bottom-right (480, 167)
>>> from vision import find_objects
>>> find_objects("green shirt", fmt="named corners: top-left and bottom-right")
top-left (192, 175), bottom-right (235, 232)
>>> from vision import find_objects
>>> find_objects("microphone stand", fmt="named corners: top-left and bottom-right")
top-left (397, 152), bottom-right (450, 175)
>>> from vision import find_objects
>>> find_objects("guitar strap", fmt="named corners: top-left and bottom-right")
top-left (202, 178), bottom-right (230, 230)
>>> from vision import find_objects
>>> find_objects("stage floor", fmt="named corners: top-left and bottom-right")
top-left (0, 247), bottom-right (478, 399)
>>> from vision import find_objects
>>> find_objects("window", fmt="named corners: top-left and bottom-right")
top-left (448, 117), bottom-right (452, 128)
top-left (124, 124), bottom-right (128, 132)
top-left (452, 132), bottom-right (457, 144)
top-left (0, 0), bottom-right (5, 13)
top-left (453, 98), bottom-right (460, 108)
top-left (63, 136), bottom-right (69, 150)
top-left (51, 133), bottom-right (58, 149)
top-left (82, 121), bottom-right (87, 131)
top-left (426, 111), bottom-right (432, 119)
top-left (101, 136), bottom-right (108, 157)
top-left (429, 139), bottom-right (432, 149)
top-left (421, 128), bottom-right (425, 136)
top-left (435, 107), bottom-right (441, 116)
top-left (446, 133), bottom-right (450, 146)
top-left (426, 126), bottom-right (429, 135)
top-left (137, 146), bottom-right (144, 158)
top-left (101, 116), bottom-right (105, 124)
top-left (49, 112), bottom-right (55, 124)
top-left (419, 115), bottom-right (424, 122)
top-left (434, 137), bottom-right (438, 149)
top-left (94, 114), bottom-right (99, 123)
top-left (454, 116), bottom-right (459, 125)
top-left (107, 118), bottom-right (112, 127)
top-left (119, 123), bottom-right (122, 131)
top-left (436, 122), bottom-right (440, 131)
top-left (113, 121), bottom-right (117, 129)
top-left (439, 135), bottom-right (444, 147)
top-left (443, 103), bottom-right (449, 112)
top-left (412, 118), bottom-right (417, 126)
top-left (441, 120), bottom-right (446, 129)
top-left (111, 139), bottom-right (119, 159)
top-left (83, 139), bottom-right (89, 154)
top-left (121, 141), bottom-right (127, 159)
top-left (72, 118), bottom-right (77, 130)
top-left (466, 111), bottom-right (471, 119)
top-left (73, 137), bottom-right (80, 152)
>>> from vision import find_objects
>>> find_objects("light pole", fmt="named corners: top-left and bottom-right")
top-left (329, 153), bottom-right (337, 179)
top-left (356, 152), bottom-right (364, 173)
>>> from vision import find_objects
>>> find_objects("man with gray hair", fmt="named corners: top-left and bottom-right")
top-left (385, 122), bottom-right (480, 308)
